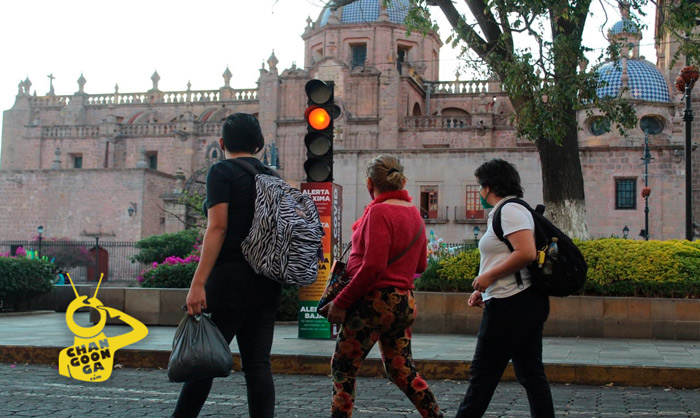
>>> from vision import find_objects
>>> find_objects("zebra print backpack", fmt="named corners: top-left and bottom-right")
top-left (226, 159), bottom-right (323, 287)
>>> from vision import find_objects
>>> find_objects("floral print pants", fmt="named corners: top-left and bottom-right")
top-left (331, 287), bottom-right (443, 418)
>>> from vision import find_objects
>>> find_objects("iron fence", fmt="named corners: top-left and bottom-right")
top-left (0, 240), bottom-right (143, 284)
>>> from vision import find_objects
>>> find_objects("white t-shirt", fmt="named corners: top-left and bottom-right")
top-left (478, 197), bottom-right (535, 301)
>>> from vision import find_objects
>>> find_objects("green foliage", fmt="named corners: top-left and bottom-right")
top-left (140, 262), bottom-right (197, 288)
top-left (131, 229), bottom-right (200, 264)
top-left (279, 286), bottom-right (300, 321)
top-left (41, 238), bottom-right (94, 271)
top-left (416, 249), bottom-right (480, 292)
top-left (660, 1), bottom-right (700, 67)
top-left (416, 239), bottom-right (700, 298)
top-left (578, 239), bottom-right (700, 298)
top-left (0, 258), bottom-right (54, 301)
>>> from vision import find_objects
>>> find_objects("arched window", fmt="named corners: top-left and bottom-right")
top-left (412, 103), bottom-right (422, 116)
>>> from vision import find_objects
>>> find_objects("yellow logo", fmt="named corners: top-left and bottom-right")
top-left (58, 274), bottom-right (148, 382)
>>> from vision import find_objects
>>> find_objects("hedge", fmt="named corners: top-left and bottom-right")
top-left (416, 239), bottom-right (700, 298)
top-left (140, 259), bottom-right (299, 321)
top-left (130, 229), bottom-right (200, 264)
top-left (0, 258), bottom-right (54, 302)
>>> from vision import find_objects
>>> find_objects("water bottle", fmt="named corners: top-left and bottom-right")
top-left (542, 237), bottom-right (559, 276)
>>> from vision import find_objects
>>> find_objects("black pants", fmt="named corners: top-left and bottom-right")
top-left (172, 262), bottom-right (282, 418)
top-left (456, 287), bottom-right (554, 418)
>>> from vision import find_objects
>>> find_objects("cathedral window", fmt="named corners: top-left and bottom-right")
top-left (147, 152), bottom-right (158, 170)
top-left (615, 178), bottom-right (636, 210)
top-left (70, 153), bottom-right (83, 169)
top-left (397, 47), bottom-right (409, 73)
top-left (351, 44), bottom-right (366, 68)
top-left (589, 117), bottom-right (611, 136)
top-left (420, 186), bottom-right (439, 219)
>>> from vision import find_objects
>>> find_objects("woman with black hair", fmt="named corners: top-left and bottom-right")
top-left (172, 113), bottom-right (282, 418)
top-left (455, 159), bottom-right (554, 418)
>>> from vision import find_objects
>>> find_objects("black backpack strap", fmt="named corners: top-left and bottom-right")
top-left (492, 198), bottom-right (533, 289)
top-left (388, 224), bottom-right (425, 266)
top-left (225, 158), bottom-right (280, 179)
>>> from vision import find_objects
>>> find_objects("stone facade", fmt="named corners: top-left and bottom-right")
top-left (1, 2), bottom-right (697, 244)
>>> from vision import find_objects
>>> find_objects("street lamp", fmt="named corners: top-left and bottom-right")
top-left (640, 116), bottom-right (662, 241)
top-left (37, 225), bottom-right (44, 258)
top-left (675, 65), bottom-right (699, 241)
top-left (622, 225), bottom-right (629, 239)
top-left (473, 225), bottom-right (481, 243)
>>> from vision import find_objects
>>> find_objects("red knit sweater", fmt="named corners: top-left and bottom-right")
top-left (334, 197), bottom-right (427, 309)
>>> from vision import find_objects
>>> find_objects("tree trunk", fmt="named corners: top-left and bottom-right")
top-left (535, 107), bottom-right (588, 239)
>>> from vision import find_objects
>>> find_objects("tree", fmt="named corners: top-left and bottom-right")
top-left (326, 0), bottom-right (698, 238)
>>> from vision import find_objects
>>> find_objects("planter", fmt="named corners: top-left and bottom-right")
top-left (412, 292), bottom-right (700, 340)
top-left (80, 288), bottom-right (700, 340)
top-left (88, 287), bottom-right (186, 326)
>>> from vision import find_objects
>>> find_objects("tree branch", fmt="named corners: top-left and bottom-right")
top-left (464, 0), bottom-right (502, 44)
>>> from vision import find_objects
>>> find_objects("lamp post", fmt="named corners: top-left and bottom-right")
top-left (622, 225), bottom-right (629, 239)
top-left (37, 225), bottom-right (44, 258)
top-left (675, 65), bottom-right (699, 241)
top-left (473, 225), bottom-right (481, 244)
top-left (640, 116), bottom-right (661, 241)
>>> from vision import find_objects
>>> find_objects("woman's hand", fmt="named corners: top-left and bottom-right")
top-left (468, 290), bottom-right (484, 308)
top-left (322, 302), bottom-right (346, 324)
top-left (186, 282), bottom-right (207, 316)
top-left (471, 272), bottom-right (496, 293)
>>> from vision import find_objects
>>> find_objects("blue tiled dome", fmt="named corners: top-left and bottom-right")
top-left (610, 19), bottom-right (639, 35)
top-left (596, 60), bottom-right (671, 102)
top-left (318, 0), bottom-right (410, 27)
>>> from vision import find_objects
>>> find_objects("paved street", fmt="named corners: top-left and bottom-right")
top-left (1, 363), bottom-right (699, 417)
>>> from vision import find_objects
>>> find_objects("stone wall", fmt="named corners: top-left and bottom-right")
top-left (0, 168), bottom-right (174, 241)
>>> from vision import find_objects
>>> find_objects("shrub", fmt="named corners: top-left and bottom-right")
top-left (0, 258), bottom-right (54, 302)
top-left (140, 256), bottom-right (199, 288)
top-left (578, 239), bottom-right (700, 298)
top-left (131, 230), bottom-right (200, 264)
top-left (279, 286), bottom-right (299, 321)
top-left (416, 239), bottom-right (700, 298)
top-left (40, 238), bottom-right (94, 271)
top-left (416, 249), bottom-right (480, 292)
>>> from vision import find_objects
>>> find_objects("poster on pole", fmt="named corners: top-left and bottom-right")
top-left (298, 182), bottom-right (342, 339)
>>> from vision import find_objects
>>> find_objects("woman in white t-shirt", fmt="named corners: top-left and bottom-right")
top-left (455, 159), bottom-right (554, 418)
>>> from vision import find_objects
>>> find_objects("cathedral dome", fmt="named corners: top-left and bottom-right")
top-left (317, 0), bottom-right (411, 27)
top-left (596, 60), bottom-right (671, 102)
top-left (610, 19), bottom-right (639, 35)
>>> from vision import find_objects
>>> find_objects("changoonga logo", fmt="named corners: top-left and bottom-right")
top-left (58, 274), bottom-right (148, 382)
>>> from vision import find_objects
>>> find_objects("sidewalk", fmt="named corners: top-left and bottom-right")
top-left (1, 311), bottom-right (698, 388)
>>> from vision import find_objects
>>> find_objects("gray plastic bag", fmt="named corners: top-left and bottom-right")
top-left (168, 313), bottom-right (232, 382)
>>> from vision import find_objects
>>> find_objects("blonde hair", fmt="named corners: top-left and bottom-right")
top-left (366, 154), bottom-right (406, 193)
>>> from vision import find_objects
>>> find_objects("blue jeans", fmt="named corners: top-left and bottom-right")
top-left (172, 263), bottom-right (282, 418)
top-left (456, 287), bottom-right (554, 418)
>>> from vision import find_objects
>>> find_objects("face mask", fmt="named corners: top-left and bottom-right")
top-left (480, 191), bottom-right (493, 209)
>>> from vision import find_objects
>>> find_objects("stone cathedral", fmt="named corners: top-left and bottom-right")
top-left (1, 0), bottom-right (697, 246)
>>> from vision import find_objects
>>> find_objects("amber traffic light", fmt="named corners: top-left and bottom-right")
top-left (304, 79), bottom-right (335, 182)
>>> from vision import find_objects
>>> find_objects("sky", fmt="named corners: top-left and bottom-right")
top-left (0, 0), bottom-right (657, 159)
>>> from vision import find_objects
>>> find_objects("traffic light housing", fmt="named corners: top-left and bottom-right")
top-left (304, 79), bottom-right (336, 182)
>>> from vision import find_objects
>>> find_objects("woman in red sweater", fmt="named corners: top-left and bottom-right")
top-left (320, 155), bottom-right (443, 418)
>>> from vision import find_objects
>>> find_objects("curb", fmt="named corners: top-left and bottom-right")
top-left (1, 345), bottom-right (698, 389)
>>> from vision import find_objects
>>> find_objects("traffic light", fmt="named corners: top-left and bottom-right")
top-left (304, 79), bottom-right (336, 182)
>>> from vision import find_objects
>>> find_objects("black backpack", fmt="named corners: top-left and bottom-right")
top-left (492, 198), bottom-right (587, 297)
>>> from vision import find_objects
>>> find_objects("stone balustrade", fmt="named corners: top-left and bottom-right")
top-left (403, 115), bottom-right (472, 129)
top-left (41, 125), bottom-right (101, 138)
top-left (30, 95), bottom-right (72, 107)
top-left (30, 88), bottom-right (258, 108)
top-left (432, 80), bottom-right (493, 94)
top-left (120, 122), bottom-right (177, 136)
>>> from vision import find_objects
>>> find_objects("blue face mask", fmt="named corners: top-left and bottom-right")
top-left (480, 189), bottom-right (493, 209)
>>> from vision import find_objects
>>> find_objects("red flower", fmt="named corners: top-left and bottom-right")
top-left (411, 376), bottom-right (429, 392)
top-left (391, 355), bottom-right (406, 370)
top-left (380, 312), bottom-right (395, 327)
top-left (333, 392), bottom-right (353, 412)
